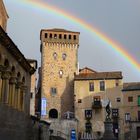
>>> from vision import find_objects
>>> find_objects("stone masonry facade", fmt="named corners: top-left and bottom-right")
top-left (40, 29), bottom-right (80, 118)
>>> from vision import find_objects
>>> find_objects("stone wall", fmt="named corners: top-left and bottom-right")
top-left (49, 119), bottom-right (78, 140)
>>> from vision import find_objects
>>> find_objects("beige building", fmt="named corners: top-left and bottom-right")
top-left (74, 67), bottom-right (140, 140)
top-left (122, 83), bottom-right (140, 140)
top-left (40, 29), bottom-right (80, 119)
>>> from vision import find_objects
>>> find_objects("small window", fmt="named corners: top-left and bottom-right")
top-left (116, 97), bottom-right (121, 102)
top-left (128, 96), bottom-right (133, 102)
top-left (116, 80), bottom-right (119, 86)
top-left (74, 35), bottom-right (76, 40)
top-left (78, 99), bottom-right (82, 103)
top-left (54, 34), bottom-right (57, 39)
top-left (69, 35), bottom-right (71, 39)
top-left (125, 113), bottom-right (131, 122)
top-left (49, 33), bottom-right (52, 38)
top-left (59, 70), bottom-right (63, 78)
top-left (64, 34), bottom-right (67, 39)
top-left (89, 82), bottom-right (94, 92)
top-left (59, 34), bottom-right (62, 39)
top-left (100, 81), bottom-right (105, 91)
top-left (45, 33), bottom-right (48, 38)
top-left (50, 87), bottom-right (57, 95)
top-left (53, 52), bottom-right (57, 60)
top-left (112, 109), bottom-right (119, 118)
top-left (62, 53), bottom-right (67, 60)
top-left (85, 110), bottom-right (92, 119)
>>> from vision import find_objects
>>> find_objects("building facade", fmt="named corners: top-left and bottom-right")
top-left (122, 83), bottom-right (140, 140)
top-left (0, 1), bottom-right (38, 140)
top-left (40, 29), bottom-right (80, 119)
top-left (74, 67), bottom-right (140, 140)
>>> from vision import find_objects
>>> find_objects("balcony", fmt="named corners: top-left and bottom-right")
top-left (92, 100), bottom-right (102, 109)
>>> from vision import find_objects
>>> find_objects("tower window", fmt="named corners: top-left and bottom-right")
top-left (45, 33), bottom-right (48, 38)
top-left (54, 34), bottom-right (57, 39)
top-left (62, 53), bottom-right (67, 60)
top-left (53, 52), bottom-right (57, 60)
top-left (74, 35), bottom-right (76, 40)
top-left (59, 34), bottom-right (62, 39)
top-left (78, 99), bottom-right (82, 103)
top-left (69, 35), bottom-right (71, 39)
top-left (64, 34), bottom-right (67, 39)
top-left (59, 70), bottom-right (63, 78)
top-left (50, 87), bottom-right (57, 95)
top-left (49, 33), bottom-right (52, 38)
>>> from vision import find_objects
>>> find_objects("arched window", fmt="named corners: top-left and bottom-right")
top-left (54, 34), bottom-right (57, 39)
top-left (4, 59), bottom-right (9, 67)
top-left (49, 109), bottom-right (58, 118)
top-left (11, 66), bottom-right (16, 76)
top-left (74, 35), bottom-right (76, 40)
top-left (69, 35), bottom-right (71, 39)
top-left (22, 77), bottom-right (25, 84)
top-left (45, 33), bottom-right (48, 38)
top-left (59, 34), bottom-right (62, 39)
top-left (64, 34), bottom-right (67, 39)
top-left (59, 70), bottom-right (63, 78)
top-left (53, 52), bottom-right (57, 60)
top-left (62, 53), bottom-right (67, 60)
top-left (17, 72), bottom-right (21, 82)
top-left (49, 33), bottom-right (52, 38)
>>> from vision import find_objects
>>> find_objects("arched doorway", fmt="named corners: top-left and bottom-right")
top-left (49, 109), bottom-right (58, 118)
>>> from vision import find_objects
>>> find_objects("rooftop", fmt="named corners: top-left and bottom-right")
top-left (41, 28), bottom-right (80, 34)
top-left (75, 70), bottom-right (122, 80)
top-left (122, 82), bottom-right (140, 91)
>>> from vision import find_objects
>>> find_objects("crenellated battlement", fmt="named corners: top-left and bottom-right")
top-left (40, 28), bottom-right (80, 45)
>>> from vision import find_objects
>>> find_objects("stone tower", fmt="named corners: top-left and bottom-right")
top-left (40, 29), bottom-right (80, 119)
top-left (0, 0), bottom-right (9, 31)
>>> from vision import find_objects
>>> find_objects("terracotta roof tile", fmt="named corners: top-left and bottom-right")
top-left (122, 82), bottom-right (140, 91)
top-left (74, 71), bottom-right (122, 80)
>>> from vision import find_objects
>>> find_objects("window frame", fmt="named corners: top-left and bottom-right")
top-left (53, 52), bottom-right (57, 60)
top-left (89, 82), bottom-right (94, 92)
top-left (50, 87), bottom-right (57, 95)
top-left (125, 113), bottom-right (131, 122)
top-left (100, 81), bottom-right (105, 91)
top-left (116, 97), bottom-right (121, 103)
top-left (128, 96), bottom-right (133, 102)
top-left (62, 53), bottom-right (67, 60)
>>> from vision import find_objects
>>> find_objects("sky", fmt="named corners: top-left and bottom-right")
top-left (4, 0), bottom-right (140, 82)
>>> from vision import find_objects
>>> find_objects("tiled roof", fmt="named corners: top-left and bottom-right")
top-left (74, 71), bottom-right (122, 80)
top-left (122, 82), bottom-right (140, 91)
top-left (79, 67), bottom-right (97, 73)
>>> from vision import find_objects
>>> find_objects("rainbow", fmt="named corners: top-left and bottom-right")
top-left (18, 0), bottom-right (140, 72)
